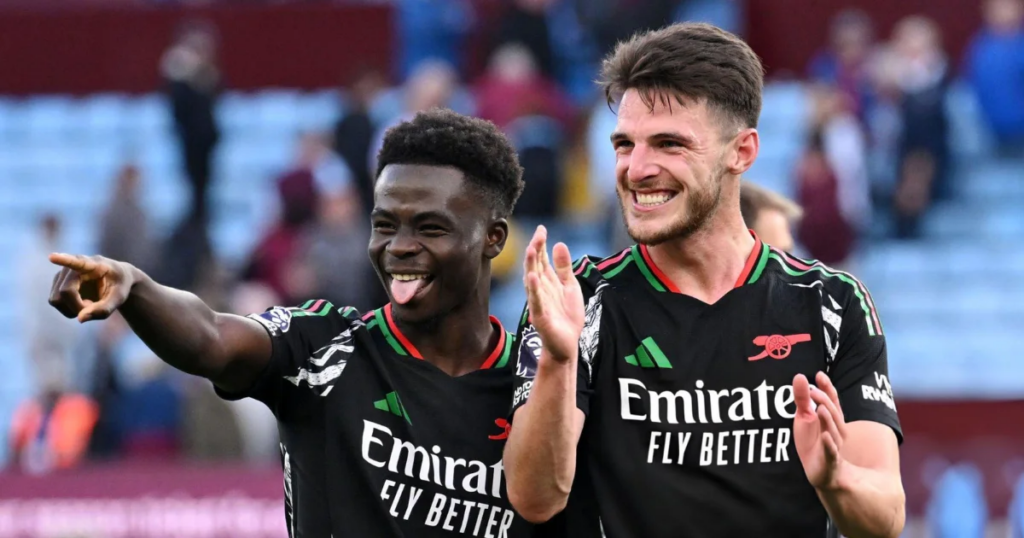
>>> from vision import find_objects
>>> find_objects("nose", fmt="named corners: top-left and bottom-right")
top-left (624, 144), bottom-right (659, 184)
top-left (386, 229), bottom-right (422, 258)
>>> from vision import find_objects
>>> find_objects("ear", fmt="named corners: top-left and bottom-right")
top-left (483, 218), bottom-right (509, 260)
top-left (725, 128), bottom-right (759, 176)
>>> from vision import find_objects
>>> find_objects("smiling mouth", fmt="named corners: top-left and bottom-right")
top-left (633, 190), bottom-right (677, 209)
top-left (388, 273), bottom-right (434, 305)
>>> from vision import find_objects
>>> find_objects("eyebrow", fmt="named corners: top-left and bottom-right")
top-left (610, 131), bottom-right (698, 147)
top-left (413, 210), bottom-right (456, 225)
top-left (370, 208), bottom-right (456, 225)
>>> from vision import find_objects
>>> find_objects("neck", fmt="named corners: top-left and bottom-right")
top-left (392, 286), bottom-right (499, 377)
top-left (646, 196), bottom-right (755, 304)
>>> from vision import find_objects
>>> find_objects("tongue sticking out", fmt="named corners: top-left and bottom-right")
top-left (391, 278), bottom-right (428, 305)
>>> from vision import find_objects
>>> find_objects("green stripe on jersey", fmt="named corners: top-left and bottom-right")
top-left (494, 332), bottom-right (514, 369)
top-left (631, 246), bottom-right (667, 292)
top-left (374, 309), bottom-right (408, 355)
top-left (766, 252), bottom-right (881, 336)
top-left (291, 300), bottom-right (334, 317)
top-left (747, 241), bottom-right (771, 285)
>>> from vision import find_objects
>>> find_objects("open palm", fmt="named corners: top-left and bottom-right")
top-left (523, 226), bottom-right (584, 363)
top-left (793, 372), bottom-right (848, 489)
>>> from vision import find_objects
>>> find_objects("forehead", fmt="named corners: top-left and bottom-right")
top-left (374, 164), bottom-right (478, 214)
top-left (615, 88), bottom-right (720, 140)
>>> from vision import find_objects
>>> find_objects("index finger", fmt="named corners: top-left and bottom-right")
top-left (49, 253), bottom-right (98, 273)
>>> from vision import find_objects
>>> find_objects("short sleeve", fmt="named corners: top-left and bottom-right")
top-left (215, 300), bottom-right (359, 419)
top-left (510, 257), bottom-right (607, 420)
top-left (826, 286), bottom-right (903, 444)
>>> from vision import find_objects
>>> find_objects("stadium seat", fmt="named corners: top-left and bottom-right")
top-left (1009, 473), bottom-right (1024, 538)
top-left (927, 463), bottom-right (988, 538)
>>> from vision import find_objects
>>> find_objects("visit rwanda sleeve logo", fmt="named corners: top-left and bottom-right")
top-left (624, 337), bottom-right (672, 368)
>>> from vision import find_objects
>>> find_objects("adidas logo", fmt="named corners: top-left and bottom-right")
top-left (624, 337), bottom-right (672, 368)
top-left (374, 391), bottom-right (411, 424)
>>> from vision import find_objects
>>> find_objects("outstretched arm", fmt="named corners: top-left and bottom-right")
top-left (504, 226), bottom-right (587, 523)
top-left (48, 253), bottom-right (271, 394)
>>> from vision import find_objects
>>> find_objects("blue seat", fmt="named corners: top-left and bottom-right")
top-left (927, 464), bottom-right (988, 538)
top-left (295, 89), bottom-right (343, 132)
top-left (1009, 473), bottom-right (1024, 538)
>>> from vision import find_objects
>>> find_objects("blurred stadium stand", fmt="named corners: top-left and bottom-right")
top-left (1, 0), bottom-right (1022, 535)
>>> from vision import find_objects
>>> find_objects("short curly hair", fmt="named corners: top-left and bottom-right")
top-left (376, 109), bottom-right (525, 218)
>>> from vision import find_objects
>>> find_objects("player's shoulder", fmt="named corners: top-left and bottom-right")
top-left (571, 247), bottom-right (634, 293)
top-left (248, 299), bottom-right (363, 340)
top-left (762, 247), bottom-right (883, 331)
top-left (762, 247), bottom-right (872, 298)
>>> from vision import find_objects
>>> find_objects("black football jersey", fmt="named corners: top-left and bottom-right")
top-left (512, 235), bottom-right (903, 538)
top-left (219, 300), bottom-right (590, 538)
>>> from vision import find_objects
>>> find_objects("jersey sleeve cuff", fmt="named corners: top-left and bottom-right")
top-left (844, 409), bottom-right (904, 445)
top-left (212, 321), bottom-right (281, 405)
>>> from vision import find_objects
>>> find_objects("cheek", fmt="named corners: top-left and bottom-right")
top-left (615, 155), bottom-right (630, 181)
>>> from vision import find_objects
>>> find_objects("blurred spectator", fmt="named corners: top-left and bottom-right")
top-left (807, 9), bottom-right (880, 122)
top-left (160, 20), bottom-right (221, 291)
top-left (368, 60), bottom-right (459, 175)
top-left (223, 283), bottom-right (283, 463)
top-left (795, 84), bottom-right (871, 263)
top-left (98, 163), bottom-right (153, 272)
top-left (493, 0), bottom-right (557, 80)
top-left (9, 390), bottom-right (98, 475)
top-left (104, 314), bottom-right (182, 459)
top-left (20, 215), bottom-right (78, 398)
top-left (475, 43), bottom-right (574, 130)
top-left (544, 0), bottom-right (601, 106)
top-left (243, 135), bottom-right (329, 304)
top-left (335, 68), bottom-right (387, 217)
top-left (299, 187), bottom-right (383, 312)
top-left (966, 0), bottom-right (1024, 157)
top-left (301, 131), bottom-right (354, 198)
top-left (877, 16), bottom-right (952, 237)
top-left (507, 113), bottom-right (567, 219)
top-left (796, 129), bottom-right (857, 267)
top-left (394, 0), bottom-right (475, 81)
top-left (673, 0), bottom-right (744, 36)
top-left (740, 181), bottom-right (803, 253)
top-left (162, 19), bottom-right (221, 223)
top-left (577, 0), bottom-right (679, 59)
top-left (474, 43), bottom-right (573, 221)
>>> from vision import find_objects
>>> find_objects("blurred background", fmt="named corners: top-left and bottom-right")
top-left (0, 0), bottom-right (1022, 536)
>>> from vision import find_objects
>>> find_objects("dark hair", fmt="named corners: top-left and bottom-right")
top-left (376, 108), bottom-right (524, 218)
top-left (599, 22), bottom-right (765, 131)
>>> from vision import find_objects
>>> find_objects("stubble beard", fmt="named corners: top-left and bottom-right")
top-left (620, 161), bottom-right (726, 246)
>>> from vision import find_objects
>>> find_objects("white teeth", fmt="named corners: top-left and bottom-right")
top-left (636, 192), bottom-right (673, 206)
top-left (392, 274), bottom-right (427, 281)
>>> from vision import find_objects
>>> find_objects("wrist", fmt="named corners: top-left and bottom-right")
top-left (124, 263), bottom-right (148, 293)
top-left (538, 348), bottom-right (577, 372)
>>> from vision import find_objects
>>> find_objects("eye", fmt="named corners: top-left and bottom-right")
top-left (420, 224), bottom-right (448, 237)
top-left (613, 140), bottom-right (634, 151)
top-left (658, 139), bottom-right (683, 149)
top-left (372, 220), bottom-right (396, 233)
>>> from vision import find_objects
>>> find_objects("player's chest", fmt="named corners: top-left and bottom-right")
top-left (326, 356), bottom-right (518, 522)
top-left (595, 287), bottom-right (829, 425)
top-left (328, 356), bottom-right (513, 463)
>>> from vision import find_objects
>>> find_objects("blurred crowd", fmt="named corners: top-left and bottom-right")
top-left (7, 0), bottom-right (1024, 473)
